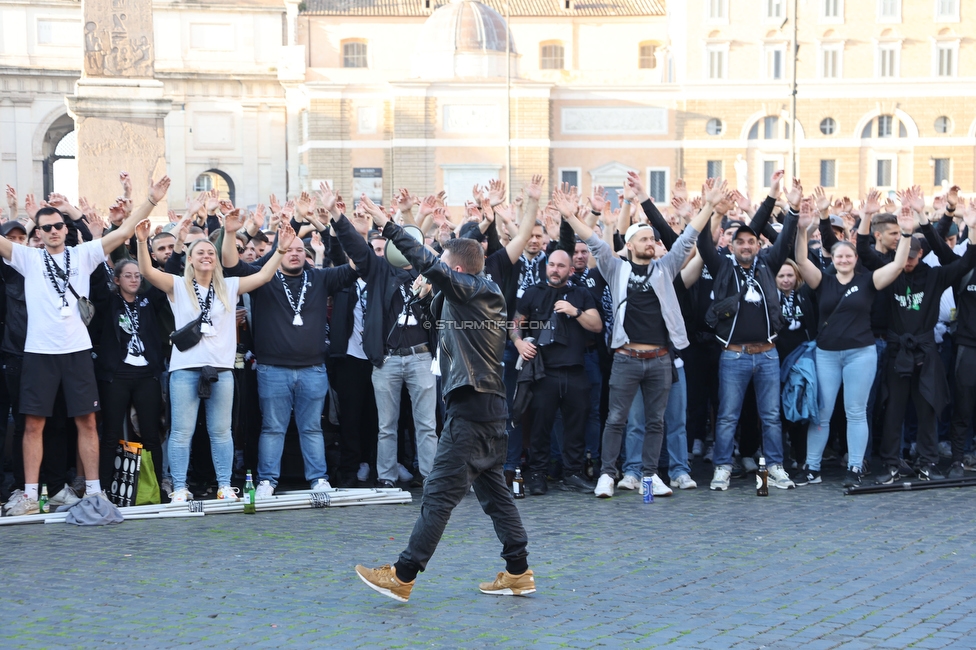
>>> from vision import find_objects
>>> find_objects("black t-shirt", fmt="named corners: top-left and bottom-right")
top-left (623, 263), bottom-right (669, 346)
top-left (445, 385), bottom-right (507, 422)
top-left (386, 283), bottom-right (429, 351)
top-left (885, 263), bottom-right (942, 337)
top-left (484, 248), bottom-right (516, 316)
top-left (815, 272), bottom-right (877, 351)
top-left (517, 283), bottom-right (596, 368)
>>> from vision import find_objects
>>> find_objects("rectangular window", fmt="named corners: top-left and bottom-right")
top-left (877, 159), bottom-right (892, 187)
top-left (706, 160), bottom-right (723, 179)
top-left (707, 0), bottom-right (727, 21)
top-left (820, 160), bottom-right (837, 187)
top-left (821, 46), bottom-right (841, 78)
top-left (878, 43), bottom-right (898, 78)
top-left (934, 158), bottom-right (950, 186)
top-left (342, 42), bottom-right (368, 68)
top-left (639, 43), bottom-right (657, 69)
top-left (763, 161), bottom-right (777, 188)
top-left (878, 115), bottom-right (893, 138)
top-left (936, 0), bottom-right (959, 21)
top-left (541, 44), bottom-right (565, 70)
top-left (936, 44), bottom-right (956, 77)
top-left (878, 0), bottom-right (901, 22)
top-left (707, 46), bottom-right (726, 79)
top-left (822, 0), bottom-right (841, 19)
top-left (560, 169), bottom-right (579, 187)
top-left (766, 47), bottom-right (784, 80)
top-left (764, 116), bottom-right (778, 139)
top-left (765, 0), bottom-right (784, 20)
top-left (648, 169), bottom-right (668, 203)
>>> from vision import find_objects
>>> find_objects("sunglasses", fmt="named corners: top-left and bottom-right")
top-left (237, 246), bottom-right (245, 253)
top-left (40, 222), bottom-right (66, 232)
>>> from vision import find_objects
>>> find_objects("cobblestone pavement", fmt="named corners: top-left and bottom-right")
top-left (3, 464), bottom-right (976, 649)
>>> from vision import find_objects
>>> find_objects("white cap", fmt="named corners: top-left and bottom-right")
top-left (624, 222), bottom-right (652, 243)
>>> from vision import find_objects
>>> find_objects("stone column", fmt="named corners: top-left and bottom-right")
top-left (66, 0), bottom-right (171, 214)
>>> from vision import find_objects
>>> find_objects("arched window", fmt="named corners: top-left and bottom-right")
top-left (638, 41), bottom-right (657, 69)
top-left (342, 40), bottom-right (368, 69)
top-left (748, 115), bottom-right (789, 140)
top-left (540, 42), bottom-right (565, 70)
top-left (194, 170), bottom-right (235, 205)
top-left (861, 114), bottom-right (907, 138)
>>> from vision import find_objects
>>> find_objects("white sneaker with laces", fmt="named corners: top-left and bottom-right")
top-left (169, 488), bottom-right (191, 504)
top-left (396, 463), bottom-right (414, 483)
top-left (310, 478), bottom-right (332, 492)
top-left (594, 474), bottom-right (614, 498)
top-left (670, 473), bottom-right (698, 490)
top-left (710, 465), bottom-right (732, 491)
top-left (5, 495), bottom-right (39, 516)
top-left (616, 475), bottom-right (641, 491)
top-left (49, 485), bottom-right (81, 508)
top-left (357, 462), bottom-right (370, 482)
top-left (255, 481), bottom-right (275, 499)
top-left (2, 489), bottom-right (26, 515)
top-left (692, 439), bottom-right (704, 457)
top-left (768, 464), bottom-right (795, 489)
top-left (649, 474), bottom-right (673, 497)
top-left (217, 485), bottom-right (240, 501)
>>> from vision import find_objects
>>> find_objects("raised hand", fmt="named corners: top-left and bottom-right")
top-left (863, 189), bottom-right (881, 216)
top-left (418, 194), bottom-right (437, 219)
top-left (464, 201), bottom-right (482, 222)
top-left (797, 202), bottom-right (816, 231)
top-left (472, 183), bottom-right (485, 202)
top-left (310, 230), bottom-right (325, 254)
top-left (295, 191), bottom-right (312, 218)
top-left (933, 195), bottom-right (947, 213)
top-left (480, 198), bottom-right (494, 224)
top-left (150, 175), bottom-right (171, 205)
top-left (785, 177), bottom-right (803, 209)
top-left (842, 196), bottom-right (853, 213)
top-left (672, 196), bottom-right (692, 222)
top-left (526, 174), bottom-right (544, 202)
top-left (277, 221), bottom-right (297, 251)
top-left (590, 184), bottom-right (609, 213)
top-left (269, 193), bottom-right (281, 216)
top-left (897, 206), bottom-right (915, 234)
top-left (281, 200), bottom-right (295, 220)
top-left (46, 193), bottom-right (69, 209)
top-left (6, 185), bottom-right (17, 213)
top-left (769, 170), bottom-right (785, 198)
top-left (907, 185), bottom-right (924, 213)
top-left (23, 193), bottom-right (38, 220)
top-left (318, 182), bottom-right (338, 215)
top-left (812, 186), bottom-right (831, 214)
top-left (947, 185), bottom-right (961, 210)
top-left (167, 209), bottom-right (179, 223)
top-left (119, 171), bottom-right (132, 199)
top-left (673, 178), bottom-right (688, 201)
top-left (395, 188), bottom-right (419, 213)
top-left (186, 193), bottom-right (205, 219)
top-left (551, 186), bottom-right (577, 219)
top-left (135, 218), bottom-right (153, 243)
top-left (431, 206), bottom-right (448, 228)
top-left (205, 189), bottom-right (220, 214)
top-left (731, 189), bottom-right (752, 214)
top-left (703, 178), bottom-right (728, 206)
top-left (488, 179), bottom-right (506, 206)
top-left (494, 202), bottom-right (513, 223)
top-left (359, 194), bottom-right (388, 227)
top-left (223, 208), bottom-right (245, 233)
top-left (84, 212), bottom-right (107, 239)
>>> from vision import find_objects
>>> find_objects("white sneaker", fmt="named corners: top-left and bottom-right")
top-left (169, 488), bottom-right (191, 504)
top-left (4, 495), bottom-right (39, 516)
top-left (594, 474), bottom-right (614, 498)
top-left (768, 464), bottom-right (795, 489)
top-left (741, 456), bottom-right (759, 473)
top-left (255, 480), bottom-right (275, 499)
top-left (396, 463), bottom-right (414, 483)
top-left (710, 465), bottom-right (732, 491)
top-left (217, 485), bottom-right (240, 501)
top-left (2, 489), bottom-right (26, 515)
top-left (649, 474), bottom-right (673, 497)
top-left (310, 478), bottom-right (332, 492)
top-left (670, 473), bottom-right (698, 490)
top-left (48, 485), bottom-right (82, 509)
top-left (357, 462), bottom-right (370, 482)
top-left (692, 439), bottom-right (704, 457)
top-left (616, 475), bottom-right (641, 491)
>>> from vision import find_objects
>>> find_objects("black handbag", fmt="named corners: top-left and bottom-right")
top-left (705, 282), bottom-right (748, 329)
top-left (169, 313), bottom-right (204, 351)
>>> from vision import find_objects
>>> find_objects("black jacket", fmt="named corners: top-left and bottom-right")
top-left (332, 215), bottom-right (434, 367)
top-left (387, 221), bottom-right (507, 398)
top-left (91, 292), bottom-right (165, 382)
top-left (698, 207), bottom-right (799, 346)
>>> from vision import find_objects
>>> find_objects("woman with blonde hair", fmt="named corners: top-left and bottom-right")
top-left (136, 215), bottom-right (296, 503)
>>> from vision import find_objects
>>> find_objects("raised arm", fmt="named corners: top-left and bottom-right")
top-left (135, 218), bottom-right (174, 297)
top-left (627, 171), bottom-right (678, 250)
top-left (871, 207), bottom-right (913, 290)
top-left (101, 176), bottom-right (171, 254)
top-left (504, 175), bottom-right (544, 264)
top-left (794, 208), bottom-right (823, 289)
top-left (238, 223), bottom-right (294, 294)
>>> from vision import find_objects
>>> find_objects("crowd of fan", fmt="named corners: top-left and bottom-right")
top-left (1, 166), bottom-right (975, 516)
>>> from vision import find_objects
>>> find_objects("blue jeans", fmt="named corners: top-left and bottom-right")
top-left (372, 353), bottom-right (438, 482)
top-left (256, 364), bottom-right (330, 487)
top-left (168, 368), bottom-right (235, 491)
top-left (622, 366), bottom-right (691, 479)
top-left (714, 348), bottom-right (784, 466)
top-left (804, 346), bottom-right (876, 472)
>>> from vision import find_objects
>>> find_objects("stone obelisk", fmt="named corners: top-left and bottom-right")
top-left (66, 0), bottom-right (170, 213)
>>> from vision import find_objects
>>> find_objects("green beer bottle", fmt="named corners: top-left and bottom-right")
top-left (243, 471), bottom-right (256, 514)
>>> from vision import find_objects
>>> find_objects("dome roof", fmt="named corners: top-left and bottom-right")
top-left (416, 0), bottom-right (516, 56)
top-left (412, 0), bottom-right (517, 79)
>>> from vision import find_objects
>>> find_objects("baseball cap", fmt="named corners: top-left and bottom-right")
top-left (1, 221), bottom-right (28, 237)
top-left (367, 229), bottom-right (386, 242)
top-left (908, 237), bottom-right (922, 259)
top-left (624, 223), bottom-right (653, 243)
top-left (732, 224), bottom-right (759, 240)
top-left (829, 215), bottom-right (845, 230)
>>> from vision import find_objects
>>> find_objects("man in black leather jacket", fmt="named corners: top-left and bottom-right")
top-left (355, 196), bottom-right (534, 603)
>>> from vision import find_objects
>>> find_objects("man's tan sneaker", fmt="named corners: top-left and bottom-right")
top-left (355, 564), bottom-right (414, 602)
top-left (479, 569), bottom-right (536, 596)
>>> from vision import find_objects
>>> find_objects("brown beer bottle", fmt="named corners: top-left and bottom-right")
top-left (757, 457), bottom-right (769, 496)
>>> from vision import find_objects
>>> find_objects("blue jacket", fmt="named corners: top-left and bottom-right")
top-left (780, 341), bottom-right (818, 424)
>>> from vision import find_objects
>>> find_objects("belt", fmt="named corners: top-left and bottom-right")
top-left (725, 342), bottom-right (775, 354)
top-left (389, 343), bottom-right (430, 357)
top-left (615, 347), bottom-right (669, 359)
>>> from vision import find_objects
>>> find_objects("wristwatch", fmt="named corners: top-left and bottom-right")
top-left (574, 307), bottom-right (582, 318)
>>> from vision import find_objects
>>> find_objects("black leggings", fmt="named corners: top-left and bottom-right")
top-left (98, 376), bottom-right (164, 490)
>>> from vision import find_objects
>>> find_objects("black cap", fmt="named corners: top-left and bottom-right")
top-left (458, 222), bottom-right (486, 243)
top-left (733, 224), bottom-right (759, 240)
top-left (908, 237), bottom-right (922, 259)
top-left (367, 229), bottom-right (385, 242)
top-left (1, 221), bottom-right (28, 237)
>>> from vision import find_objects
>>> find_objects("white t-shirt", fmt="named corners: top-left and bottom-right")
top-left (8, 240), bottom-right (106, 355)
top-left (168, 276), bottom-right (240, 372)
